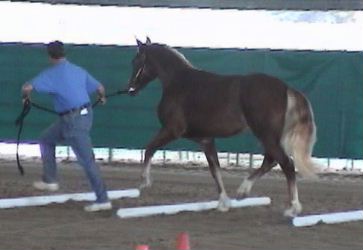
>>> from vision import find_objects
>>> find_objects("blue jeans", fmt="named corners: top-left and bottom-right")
top-left (39, 108), bottom-right (108, 203)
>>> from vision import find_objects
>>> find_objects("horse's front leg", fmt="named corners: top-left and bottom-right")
top-left (198, 138), bottom-right (231, 212)
top-left (140, 128), bottom-right (176, 189)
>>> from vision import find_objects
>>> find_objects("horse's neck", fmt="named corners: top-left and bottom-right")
top-left (149, 46), bottom-right (194, 88)
top-left (153, 58), bottom-right (190, 88)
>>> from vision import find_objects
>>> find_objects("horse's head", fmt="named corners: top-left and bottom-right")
top-left (128, 37), bottom-right (157, 96)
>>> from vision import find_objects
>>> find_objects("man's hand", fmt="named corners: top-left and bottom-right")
top-left (98, 95), bottom-right (107, 105)
top-left (22, 96), bottom-right (31, 105)
top-left (97, 84), bottom-right (106, 105)
top-left (22, 83), bottom-right (33, 104)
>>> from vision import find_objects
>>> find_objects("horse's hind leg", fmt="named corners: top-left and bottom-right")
top-left (198, 138), bottom-right (231, 212)
top-left (280, 159), bottom-right (302, 217)
top-left (140, 129), bottom-right (176, 189)
top-left (237, 154), bottom-right (276, 197)
top-left (268, 143), bottom-right (302, 217)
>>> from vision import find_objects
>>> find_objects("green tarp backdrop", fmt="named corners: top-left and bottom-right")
top-left (0, 43), bottom-right (362, 158)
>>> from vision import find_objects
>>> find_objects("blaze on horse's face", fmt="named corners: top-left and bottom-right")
top-left (128, 38), bottom-right (156, 96)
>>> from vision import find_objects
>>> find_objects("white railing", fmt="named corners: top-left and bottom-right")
top-left (1, 142), bottom-right (362, 173)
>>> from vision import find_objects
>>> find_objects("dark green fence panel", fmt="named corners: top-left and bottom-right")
top-left (1, 43), bottom-right (362, 158)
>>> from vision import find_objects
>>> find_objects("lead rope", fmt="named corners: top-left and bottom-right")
top-left (92, 89), bottom-right (128, 108)
top-left (15, 89), bottom-right (128, 175)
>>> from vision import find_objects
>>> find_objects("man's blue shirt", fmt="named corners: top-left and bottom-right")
top-left (30, 59), bottom-right (100, 113)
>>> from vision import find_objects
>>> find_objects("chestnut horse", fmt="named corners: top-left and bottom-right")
top-left (127, 38), bottom-right (319, 217)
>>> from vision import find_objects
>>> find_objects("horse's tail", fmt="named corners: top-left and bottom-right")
top-left (281, 89), bottom-right (321, 178)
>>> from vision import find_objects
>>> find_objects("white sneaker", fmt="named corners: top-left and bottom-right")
top-left (33, 181), bottom-right (59, 191)
top-left (84, 202), bottom-right (112, 212)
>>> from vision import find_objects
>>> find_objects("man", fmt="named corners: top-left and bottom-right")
top-left (22, 40), bottom-right (111, 212)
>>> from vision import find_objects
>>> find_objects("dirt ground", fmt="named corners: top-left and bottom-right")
top-left (0, 158), bottom-right (362, 250)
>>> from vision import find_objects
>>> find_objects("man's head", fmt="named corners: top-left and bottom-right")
top-left (47, 40), bottom-right (65, 60)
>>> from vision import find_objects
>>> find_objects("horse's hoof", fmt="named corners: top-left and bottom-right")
top-left (139, 181), bottom-right (152, 190)
top-left (283, 203), bottom-right (302, 218)
top-left (283, 208), bottom-right (298, 218)
top-left (236, 191), bottom-right (248, 199)
top-left (217, 196), bottom-right (231, 212)
top-left (217, 202), bottom-right (230, 212)
top-left (217, 205), bottom-right (230, 212)
top-left (236, 179), bottom-right (253, 198)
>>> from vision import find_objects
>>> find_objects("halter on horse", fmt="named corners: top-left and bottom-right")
top-left (127, 37), bottom-right (319, 217)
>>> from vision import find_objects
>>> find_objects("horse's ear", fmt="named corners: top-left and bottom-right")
top-left (146, 37), bottom-right (151, 45)
top-left (136, 38), bottom-right (144, 53)
top-left (136, 38), bottom-right (143, 48)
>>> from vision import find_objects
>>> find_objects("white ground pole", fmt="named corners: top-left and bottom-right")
top-left (0, 189), bottom-right (140, 209)
top-left (117, 197), bottom-right (271, 218)
top-left (293, 210), bottom-right (363, 227)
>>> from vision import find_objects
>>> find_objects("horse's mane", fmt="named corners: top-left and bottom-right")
top-left (148, 43), bottom-right (194, 69)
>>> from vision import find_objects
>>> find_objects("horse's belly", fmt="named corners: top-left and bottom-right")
top-left (185, 118), bottom-right (247, 138)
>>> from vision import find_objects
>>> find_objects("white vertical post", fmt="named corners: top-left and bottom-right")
top-left (249, 153), bottom-right (253, 168)
top-left (140, 149), bottom-right (144, 163)
top-left (163, 150), bottom-right (166, 164)
top-left (108, 148), bottom-right (113, 162)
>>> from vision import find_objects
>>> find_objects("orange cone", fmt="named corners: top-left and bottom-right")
top-left (176, 232), bottom-right (190, 250)
top-left (135, 244), bottom-right (149, 250)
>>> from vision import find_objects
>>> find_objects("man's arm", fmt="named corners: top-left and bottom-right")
top-left (21, 83), bottom-right (33, 102)
top-left (97, 84), bottom-right (106, 104)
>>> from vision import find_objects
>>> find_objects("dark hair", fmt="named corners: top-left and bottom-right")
top-left (47, 40), bottom-right (65, 59)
